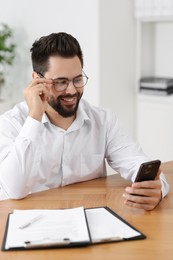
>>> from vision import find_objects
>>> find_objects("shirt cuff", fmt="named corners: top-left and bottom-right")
top-left (160, 172), bottom-right (170, 198)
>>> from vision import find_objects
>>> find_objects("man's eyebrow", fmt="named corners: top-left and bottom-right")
top-left (53, 74), bottom-right (82, 81)
top-left (53, 77), bottom-right (68, 80)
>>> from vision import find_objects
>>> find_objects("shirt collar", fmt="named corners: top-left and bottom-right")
top-left (41, 113), bottom-right (50, 124)
top-left (76, 101), bottom-right (90, 123)
top-left (68, 102), bottom-right (91, 132)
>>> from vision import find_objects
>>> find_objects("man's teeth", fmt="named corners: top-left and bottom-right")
top-left (62, 97), bottom-right (74, 101)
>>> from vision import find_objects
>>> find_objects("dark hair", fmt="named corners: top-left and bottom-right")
top-left (30, 32), bottom-right (83, 74)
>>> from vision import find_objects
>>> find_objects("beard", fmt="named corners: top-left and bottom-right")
top-left (48, 92), bottom-right (83, 118)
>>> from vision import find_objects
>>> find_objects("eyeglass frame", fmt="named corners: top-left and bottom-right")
top-left (36, 71), bottom-right (88, 92)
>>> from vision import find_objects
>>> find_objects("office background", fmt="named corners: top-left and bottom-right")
top-left (0, 0), bottom-right (135, 135)
top-left (1, 0), bottom-right (173, 161)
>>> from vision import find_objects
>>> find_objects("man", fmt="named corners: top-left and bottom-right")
top-left (0, 32), bottom-right (169, 210)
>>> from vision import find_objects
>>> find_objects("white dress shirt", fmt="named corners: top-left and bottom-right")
top-left (0, 99), bottom-right (169, 200)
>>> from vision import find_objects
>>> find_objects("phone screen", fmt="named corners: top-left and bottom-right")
top-left (134, 160), bottom-right (161, 182)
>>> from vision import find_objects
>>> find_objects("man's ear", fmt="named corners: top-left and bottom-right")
top-left (32, 71), bottom-right (38, 79)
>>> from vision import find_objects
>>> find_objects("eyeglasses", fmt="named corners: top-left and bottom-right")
top-left (37, 71), bottom-right (88, 92)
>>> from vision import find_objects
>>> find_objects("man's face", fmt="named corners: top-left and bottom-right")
top-left (45, 56), bottom-right (84, 118)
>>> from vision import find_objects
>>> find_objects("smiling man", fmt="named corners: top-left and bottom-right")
top-left (0, 32), bottom-right (169, 210)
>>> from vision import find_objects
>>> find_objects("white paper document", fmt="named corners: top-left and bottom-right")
top-left (5, 207), bottom-right (90, 249)
top-left (85, 208), bottom-right (141, 242)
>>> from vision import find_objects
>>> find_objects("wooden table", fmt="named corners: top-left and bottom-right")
top-left (0, 161), bottom-right (172, 260)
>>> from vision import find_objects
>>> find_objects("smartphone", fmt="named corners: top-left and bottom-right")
top-left (134, 160), bottom-right (161, 182)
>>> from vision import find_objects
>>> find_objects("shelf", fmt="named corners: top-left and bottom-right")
top-left (135, 5), bottom-right (173, 161)
top-left (136, 20), bottom-right (173, 80)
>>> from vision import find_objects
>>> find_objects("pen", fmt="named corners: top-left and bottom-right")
top-left (24, 238), bottom-right (71, 248)
top-left (18, 214), bottom-right (43, 229)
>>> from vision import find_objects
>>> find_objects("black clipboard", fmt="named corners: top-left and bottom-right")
top-left (1, 207), bottom-right (146, 251)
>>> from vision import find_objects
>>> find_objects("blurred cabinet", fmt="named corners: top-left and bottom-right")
top-left (137, 94), bottom-right (173, 161)
top-left (135, 1), bottom-right (173, 161)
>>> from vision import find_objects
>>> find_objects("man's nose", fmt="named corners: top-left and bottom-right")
top-left (65, 80), bottom-right (77, 94)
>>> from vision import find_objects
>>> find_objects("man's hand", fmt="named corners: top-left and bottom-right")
top-left (123, 170), bottom-right (162, 211)
top-left (23, 78), bottom-right (53, 121)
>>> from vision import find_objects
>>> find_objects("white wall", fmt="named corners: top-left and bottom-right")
top-left (0, 0), bottom-right (99, 110)
top-left (99, 0), bottom-right (136, 138)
